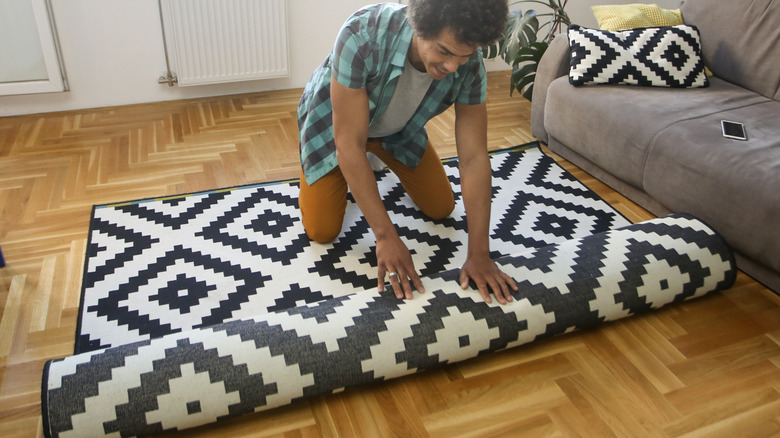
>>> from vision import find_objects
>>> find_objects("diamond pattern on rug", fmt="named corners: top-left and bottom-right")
top-left (74, 143), bottom-right (631, 353)
top-left (45, 214), bottom-right (737, 438)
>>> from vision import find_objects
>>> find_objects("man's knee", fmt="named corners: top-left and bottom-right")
top-left (299, 199), bottom-right (344, 243)
top-left (303, 219), bottom-right (342, 243)
top-left (420, 192), bottom-right (455, 220)
top-left (298, 167), bottom-right (347, 243)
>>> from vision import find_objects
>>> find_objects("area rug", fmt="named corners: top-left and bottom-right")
top-left (74, 142), bottom-right (632, 353)
top-left (43, 213), bottom-right (737, 438)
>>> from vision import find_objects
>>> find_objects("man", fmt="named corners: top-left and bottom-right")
top-left (297, 0), bottom-right (517, 304)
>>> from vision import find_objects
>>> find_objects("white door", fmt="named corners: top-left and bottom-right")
top-left (0, 0), bottom-right (66, 96)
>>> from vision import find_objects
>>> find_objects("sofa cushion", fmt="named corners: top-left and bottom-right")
top-left (544, 77), bottom-right (768, 189)
top-left (568, 24), bottom-right (708, 88)
top-left (681, 0), bottom-right (780, 100)
top-left (642, 99), bottom-right (780, 272)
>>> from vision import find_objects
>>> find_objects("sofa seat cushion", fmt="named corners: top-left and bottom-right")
top-left (642, 99), bottom-right (780, 272)
top-left (544, 77), bottom-right (768, 189)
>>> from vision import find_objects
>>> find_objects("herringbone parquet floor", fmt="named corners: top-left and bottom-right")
top-left (1, 71), bottom-right (779, 437)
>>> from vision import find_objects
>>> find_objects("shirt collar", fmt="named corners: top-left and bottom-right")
top-left (390, 21), bottom-right (414, 69)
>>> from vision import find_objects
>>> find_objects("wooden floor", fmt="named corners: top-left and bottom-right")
top-left (1, 71), bottom-right (779, 437)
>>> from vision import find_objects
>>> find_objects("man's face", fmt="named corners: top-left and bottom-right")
top-left (411, 27), bottom-right (477, 80)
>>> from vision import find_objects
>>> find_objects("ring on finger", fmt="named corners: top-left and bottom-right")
top-left (388, 272), bottom-right (398, 279)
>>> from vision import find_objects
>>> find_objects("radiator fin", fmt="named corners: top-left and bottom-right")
top-left (162, 0), bottom-right (289, 86)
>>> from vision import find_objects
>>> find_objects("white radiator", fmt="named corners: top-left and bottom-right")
top-left (159, 0), bottom-right (289, 86)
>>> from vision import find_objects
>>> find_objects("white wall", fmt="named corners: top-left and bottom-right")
top-left (0, 0), bottom-right (682, 117)
top-left (0, 0), bottom-right (374, 116)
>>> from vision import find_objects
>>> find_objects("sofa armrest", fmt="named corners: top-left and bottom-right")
top-left (531, 33), bottom-right (571, 143)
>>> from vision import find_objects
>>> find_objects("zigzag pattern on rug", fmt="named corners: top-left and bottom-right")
top-left (43, 213), bottom-right (736, 438)
top-left (74, 143), bottom-right (630, 353)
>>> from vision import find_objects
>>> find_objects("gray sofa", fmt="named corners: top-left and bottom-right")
top-left (531, 0), bottom-right (780, 292)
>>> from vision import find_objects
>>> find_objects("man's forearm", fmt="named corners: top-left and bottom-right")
top-left (453, 101), bottom-right (493, 257)
top-left (331, 77), bottom-right (397, 241)
top-left (459, 154), bottom-right (493, 256)
top-left (336, 145), bottom-right (398, 241)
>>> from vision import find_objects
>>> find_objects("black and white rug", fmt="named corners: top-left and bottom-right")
top-left (74, 142), bottom-right (631, 353)
top-left (44, 213), bottom-right (737, 438)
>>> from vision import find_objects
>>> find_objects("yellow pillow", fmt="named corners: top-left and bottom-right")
top-left (592, 4), bottom-right (683, 31)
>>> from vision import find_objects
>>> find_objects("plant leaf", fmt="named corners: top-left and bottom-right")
top-left (484, 43), bottom-right (498, 59)
top-left (511, 42), bottom-right (547, 67)
top-left (499, 1), bottom-right (569, 100)
top-left (501, 9), bottom-right (540, 64)
top-left (522, 83), bottom-right (535, 101)
top-left (509, 42), bottom-right (548, 101)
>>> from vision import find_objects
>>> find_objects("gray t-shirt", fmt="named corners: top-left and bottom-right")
top-left (368, 57), bottom-right (433, 138)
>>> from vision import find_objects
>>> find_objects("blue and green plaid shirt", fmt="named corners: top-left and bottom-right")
top-left (297, 3), bottom-right (487, 185)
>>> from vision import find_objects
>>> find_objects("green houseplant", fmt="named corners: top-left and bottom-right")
top-left (485, 0), bottom-right (571, 101)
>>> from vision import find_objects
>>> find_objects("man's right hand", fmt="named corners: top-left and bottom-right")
top-left (330, 77), bottom-right (426, 301)
top-left (376, 234), bottom-right (426, 299)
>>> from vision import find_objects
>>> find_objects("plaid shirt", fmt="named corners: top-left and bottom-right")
top-left (297, 3), bottom-right (487, 185)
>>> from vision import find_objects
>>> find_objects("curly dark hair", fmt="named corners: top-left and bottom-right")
top-left (407, 0), bottom-right (508, 47)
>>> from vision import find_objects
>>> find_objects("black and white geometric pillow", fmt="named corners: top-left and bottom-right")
top-left (568, 24), bottom-right (709, 88)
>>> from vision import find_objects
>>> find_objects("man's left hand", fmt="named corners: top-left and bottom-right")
top-left (459, 255), bottom-right (518, 304)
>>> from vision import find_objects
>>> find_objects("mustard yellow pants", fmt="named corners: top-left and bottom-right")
top-left (299, 140), bottom-right (455, 243)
